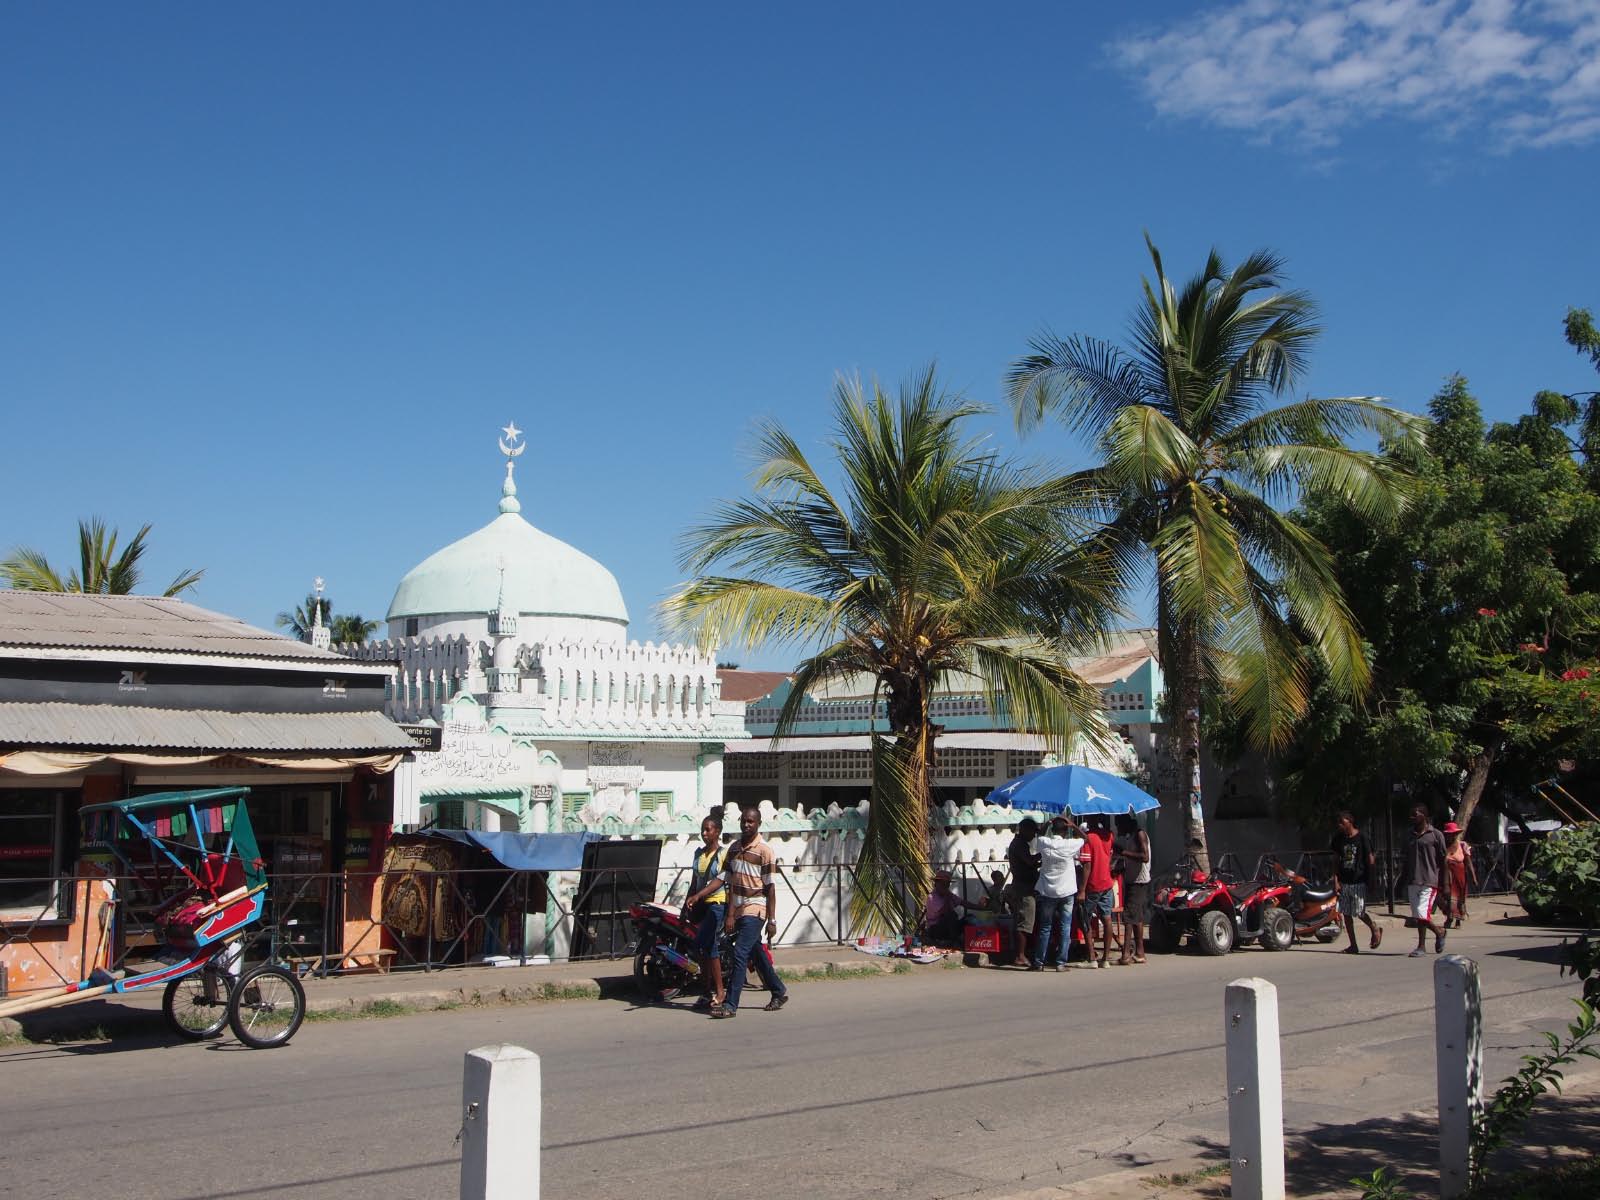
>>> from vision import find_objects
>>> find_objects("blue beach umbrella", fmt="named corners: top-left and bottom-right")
top-left (987, 763), bottom-right (1160, 817)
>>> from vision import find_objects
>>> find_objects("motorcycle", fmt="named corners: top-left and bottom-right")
top-left (1149, 868), bottom-right (1296, 955)
top-left (1267, 861), bottom-right (1343, 944)
top-left (628, 901), bottom-right (772, 1003)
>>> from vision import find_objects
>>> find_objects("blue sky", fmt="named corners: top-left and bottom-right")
top-left (3, 2), bottom-right (1597, 669)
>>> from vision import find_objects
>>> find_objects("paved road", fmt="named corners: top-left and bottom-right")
top-left (1, 904), bottom-right (1582, 1200)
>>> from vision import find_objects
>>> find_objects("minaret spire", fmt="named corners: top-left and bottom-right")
top-left (498, 420), bottom-right (526, 514)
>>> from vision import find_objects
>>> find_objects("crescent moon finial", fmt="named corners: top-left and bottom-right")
top-left (499, 420), bottom-right (526, 458)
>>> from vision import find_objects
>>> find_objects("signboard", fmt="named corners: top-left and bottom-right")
top-left (418, 698), bottom-right (540, 787)
top-left (399, 724), bottom-right (445, 751)
top-left (588, 742), bottom-right (644, 789)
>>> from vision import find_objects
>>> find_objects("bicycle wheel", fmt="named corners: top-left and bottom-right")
top-left (162, 965), bottom-right (233, 1040)
top-left (227, 963), bottom-right (305, 1049)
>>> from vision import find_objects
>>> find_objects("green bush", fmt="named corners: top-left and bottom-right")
top-left (1516, 822), bottom-right (1600, 927)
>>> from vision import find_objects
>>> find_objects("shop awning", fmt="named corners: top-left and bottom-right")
top-left (417, 830), bottom-right (599, 872)
top-left (0, 702), bottom-right (418, 753)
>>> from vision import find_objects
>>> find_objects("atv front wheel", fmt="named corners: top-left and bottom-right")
top-left (1197, 910), bottom-right (1236, 956)
top-left (1260, 906), bottom-right (1294, 951)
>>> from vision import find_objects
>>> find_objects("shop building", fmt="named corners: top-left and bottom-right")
top-left (0, 590), bottom-right (418, 995)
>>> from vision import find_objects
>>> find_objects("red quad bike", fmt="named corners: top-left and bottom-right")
top-left (1149, 868), bottom-right (1297, 955)
top-left (628, 901), bottom-right (772, 1003)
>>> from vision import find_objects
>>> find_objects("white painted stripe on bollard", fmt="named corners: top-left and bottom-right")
top-left (461, 1043), bottom-right (541, 1200)
top-left (1225, 977), bottom-right (1286, 1200)
top-left (1434, 955), bottom-right (1483, 1200)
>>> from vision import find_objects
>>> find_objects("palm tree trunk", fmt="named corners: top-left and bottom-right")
top-left (1174, 617), bottom-right (1212, 873)
top-left (852, 679), bottom-right (935, 936)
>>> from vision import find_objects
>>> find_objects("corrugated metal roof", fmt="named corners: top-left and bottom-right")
top-left (0, 703), bottom-right (417, 752)
top-left (0, 591), bottom-right (352, 660)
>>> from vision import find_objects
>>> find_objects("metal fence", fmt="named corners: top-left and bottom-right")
top-left (0, 840), bottom-right (1538, 990)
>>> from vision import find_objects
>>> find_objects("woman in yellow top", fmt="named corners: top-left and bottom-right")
top-left (683, 815), bottom-right (728, 1010)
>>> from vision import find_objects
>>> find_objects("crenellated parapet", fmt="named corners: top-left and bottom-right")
top-left (341, 632), bottom-right (744, 737)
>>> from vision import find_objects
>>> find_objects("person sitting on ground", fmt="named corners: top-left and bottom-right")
top-left (983, 869), bottom-right (1009, 912)
top-left (917, 870), bottom-right (970, 947)
top-left (1005, 817), bottom-right (1042, 965)
top-left (1330, 811), bottom-right (1383, 954)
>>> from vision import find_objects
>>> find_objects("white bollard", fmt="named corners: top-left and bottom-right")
top-left (1434, 955), bottom-right (1483, 1200)
top-left (460, 1043), bottom-right (541, 1200)
top-left (1225, 977), bottom-right (1286, 1200)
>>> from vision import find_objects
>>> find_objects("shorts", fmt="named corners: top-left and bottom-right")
top-left (1408, 886), bottom-right (1437, 923)
top-left (1122, 882), bottom-right (1151, 924)
top-left (1083, 888), bottom-right (1114, 920)
top-left (1012, 892), bottom-right (1037, 934)
top-left (1337, 883), bottom-right (1366, 918)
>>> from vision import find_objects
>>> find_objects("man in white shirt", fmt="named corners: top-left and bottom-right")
top-left (1030, 815), bottom-right (1085, 972)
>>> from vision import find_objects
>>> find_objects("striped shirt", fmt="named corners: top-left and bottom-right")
top-left (724, 836), bottom-right (776, 920)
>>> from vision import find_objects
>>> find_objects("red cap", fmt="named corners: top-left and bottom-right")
top-left (1442, 822), bottom-right (1461, 833)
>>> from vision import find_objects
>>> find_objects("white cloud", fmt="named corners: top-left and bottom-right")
top-left (1109, 0), bottom-right (1600, 151)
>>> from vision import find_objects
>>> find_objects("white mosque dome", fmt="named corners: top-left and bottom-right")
top-left (386, 426), bottom-right (629, 633)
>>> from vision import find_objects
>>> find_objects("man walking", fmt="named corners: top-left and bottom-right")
top-left (1405, 804), bottom-right (1448, 958)
top-left (714, 806), bottom-right (790, 1018)
top-left (1030, 816), bottom-right (1084, 971)
top-left (1330, 811), bottom-right (1383, 954)
top-left (1005, 818), bottom-right (1041, 966)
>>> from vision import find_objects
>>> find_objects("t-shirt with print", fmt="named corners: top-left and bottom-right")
top-left (1035, 835), bottom-right (1085, 899)
top-left (691, 844), bottom-right (728, 904)
top-left (1329, 831), bottom-right (1371, 887)
top-left (725, 836), bottom-right (777, 920)
top-left (1082, 830), bottom-right (1115, 893)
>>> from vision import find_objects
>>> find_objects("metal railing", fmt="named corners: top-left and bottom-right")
top-left (0, 840), bottom-right (1539, 990)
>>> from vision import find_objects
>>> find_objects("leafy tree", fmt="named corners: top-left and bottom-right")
top-left (664, 367), bottom-right (1123, 927)
top-left (1006, 238), bottom-right (1420, 866)
top-left (1288, 374), bottom-right (1600, 833)
top-left (1, 518), bottom-right (203, 597)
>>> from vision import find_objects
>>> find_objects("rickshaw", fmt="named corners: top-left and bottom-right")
top-left (0, 787), bottom-right (306, 1048)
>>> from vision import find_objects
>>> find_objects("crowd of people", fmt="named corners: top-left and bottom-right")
top-left (917, 812), bottom-right (1153, 969)
top-left (676, 799), bottom-right (1481, 1013)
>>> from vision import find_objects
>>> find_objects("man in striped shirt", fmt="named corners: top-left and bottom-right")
top-left (714, 806), bottom-right (790, 1018)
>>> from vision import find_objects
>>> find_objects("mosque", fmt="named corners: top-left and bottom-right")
top-left (342, 424), bottom-right (748, 841)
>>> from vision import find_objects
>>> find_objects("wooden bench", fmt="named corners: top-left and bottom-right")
top-left (284, 948), bottom-right (397, 975)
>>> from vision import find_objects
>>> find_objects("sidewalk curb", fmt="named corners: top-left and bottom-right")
top-left (0, 949), bottom-right (910, 1042)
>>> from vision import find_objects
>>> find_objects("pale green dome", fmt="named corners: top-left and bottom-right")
top-left (387, 442), bottom-right (628, 626)
top-left (387, 511), bottom-right (629, 625)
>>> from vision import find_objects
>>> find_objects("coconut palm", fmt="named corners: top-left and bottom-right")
top-left (276, 594), bottom-right (332, 641)
top-left (664, 366), bottom-right (1125, 929)
top-left (1006, 238), bottom-right (1422, 867)
top-left (330, 613), bottom-right (378, 644)
top-left (2, 518), bottom-right (203, 596)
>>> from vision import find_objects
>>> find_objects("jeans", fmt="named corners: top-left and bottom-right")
top-left (694, 902), bottom-right (725, 956)
top-left (725, 914), bottom-right (787, 1012)
top-left (1031, 894), bottom-right (1076, 967)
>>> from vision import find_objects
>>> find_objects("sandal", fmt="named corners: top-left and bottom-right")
top-left (1370, 926), bottom-right (1383, 950)
top-left (709, 1003), bottom-right (734, 1018)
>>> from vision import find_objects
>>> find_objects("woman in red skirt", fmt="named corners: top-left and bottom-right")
top-left (1442, 821), bottom-right (1476, 928)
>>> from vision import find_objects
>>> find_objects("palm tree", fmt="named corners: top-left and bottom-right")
top-left (276, 594), bottom-right (332, 641)
top-left (2, 518), bottom-right (203, 596)
top-left (1006, 238), bottom-right (1422, 868)
top-left (664, 366), bottom-right (1125, 929)
top-left (330, 613), bottom-right (378, 644)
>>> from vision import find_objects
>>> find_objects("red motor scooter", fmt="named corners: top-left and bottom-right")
top-left (1267, 862), bottom-right (1343, 944)
top-left (628, 901), bottom-right (773, 1002)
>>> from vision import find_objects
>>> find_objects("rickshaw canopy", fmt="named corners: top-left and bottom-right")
top-left (80, 787), bottom-right (266, 891)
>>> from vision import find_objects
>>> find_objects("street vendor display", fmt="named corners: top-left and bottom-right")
top-left (0, 787), bottom-right (305, 1048)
